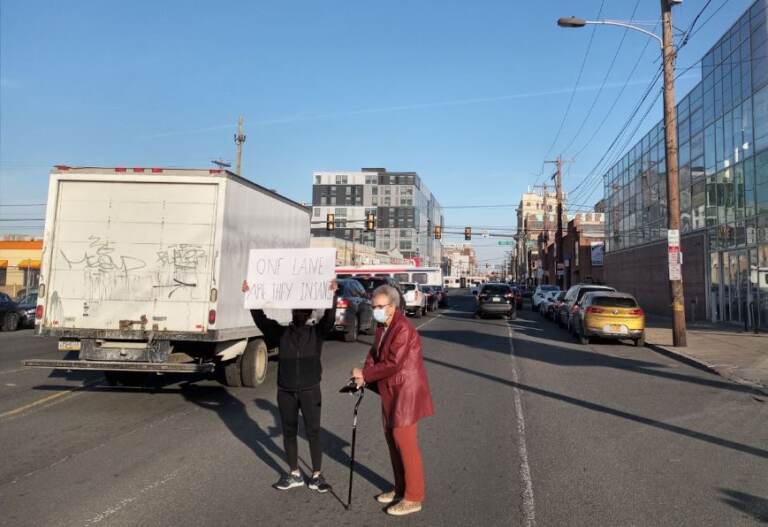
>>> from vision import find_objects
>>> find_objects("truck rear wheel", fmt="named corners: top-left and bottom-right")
top-left (241, 339), bottom-right (268, 387)
top-left (223, 355), bottom-right (243, 387)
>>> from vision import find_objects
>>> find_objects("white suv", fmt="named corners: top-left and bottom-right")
top-left (532, 285), bottom-right (560, 309)
top-left (401, 282), bottom-right (427, 318)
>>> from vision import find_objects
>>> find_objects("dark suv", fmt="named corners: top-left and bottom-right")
top-left (0, 293), bottom-right (21, 331)
top-left (351, 276), bottom-right (405, 310)
top-left (334, 279), bottom-right (375, 342)
top-left (475, 283), bottom-right (517, 319)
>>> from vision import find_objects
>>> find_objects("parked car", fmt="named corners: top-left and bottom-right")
top-left (547, 291), bottom-right (567, 320)
top-left (532, 285), bottom-right (560, 310)
top-left (475, 283), bottom-right (516, 319)
top-left (572, 292), bottom-right (645, 346)
top-left (420, 285), bottom-right (440, 312)
top-left (351, 276), bottom-right (405, 310)
top-left (16, 292), bottom-right (38, 328)
top-left (401, 282), bottom-right (427, 317)
top-left (0, 292), bottom-right (21, 331)
top-left (333, 279), bottom-right (375, 342)
top-left (557, 284), bottom-right (617, 331)
top-left (538, 290), bottom-right (560, 317)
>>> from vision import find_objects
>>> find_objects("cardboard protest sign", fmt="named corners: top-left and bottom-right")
top-left (243, 248), bottom-right (337, 309)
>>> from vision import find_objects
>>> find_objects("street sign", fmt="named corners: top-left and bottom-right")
top-left (497, 240), bottom-right (514, 246)
top-left (667, 229), bottom-right (681, 281)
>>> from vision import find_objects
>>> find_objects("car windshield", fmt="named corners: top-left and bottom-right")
top-left (481, 285), bottom-right (510, 295)
top-left (353, 278), bottom-right (385, 291)
top-left (577, 287), bottom-right (615, 301)
top-left (401, 283), bottom-right (417, 292)
top-left (592, 296), bottom-right (638, 308)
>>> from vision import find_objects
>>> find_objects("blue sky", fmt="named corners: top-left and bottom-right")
top-left (0, 0), bottom-right (754, 267)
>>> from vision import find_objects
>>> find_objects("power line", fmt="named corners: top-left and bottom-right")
top-left (561, 0), bottom-right (643, 158)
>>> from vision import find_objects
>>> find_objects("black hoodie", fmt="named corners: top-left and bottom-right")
top-left (250, 297), bottom-right (337, 391)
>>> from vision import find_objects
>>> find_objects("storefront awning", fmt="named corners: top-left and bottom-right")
top-left (16, 259), bottom-right (41, 269)
top-left (0, 260), bottom-right (7, 268)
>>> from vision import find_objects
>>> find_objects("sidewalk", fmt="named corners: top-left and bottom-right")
top-left (644, 316), bottom-right (768, 395)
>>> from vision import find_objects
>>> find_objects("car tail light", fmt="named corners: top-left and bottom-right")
top-left (115, 167), bottom-right (127, 172)
top-left (586, 306), bottom-right (605, 314)
top-left (505, 293), bottom-right (514, 298)
top-left (628, 308), bottom-right (644, 316)
top-left (337, 298), bottom-right (349, 308)
top-left (208, 309), bottom-right (216, 325)
top-left (35, 305), bottom-right (44, 320)
top-left (571, 305), bottom-right (579, 313)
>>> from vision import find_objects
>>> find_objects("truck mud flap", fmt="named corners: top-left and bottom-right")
top-left (22, 359), bottom-right (214, 374)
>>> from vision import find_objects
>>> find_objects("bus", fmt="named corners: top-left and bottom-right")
top-left (335, 265), bottom-right (443, 286)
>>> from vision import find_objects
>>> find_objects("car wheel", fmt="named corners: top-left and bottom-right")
top-left (634, 335), bottom-right (645, 347)
top-left (344, 317), bottom-right (359, 342)
top-left (2, 312), bottom-right (19, 332)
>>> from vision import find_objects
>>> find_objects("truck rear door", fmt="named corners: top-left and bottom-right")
top-left (44, 178), bottom-right (219, 333)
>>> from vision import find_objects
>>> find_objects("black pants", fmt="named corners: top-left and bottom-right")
top-left (277, 385), bottom-right (322, 473)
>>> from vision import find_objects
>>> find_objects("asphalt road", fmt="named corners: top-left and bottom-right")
top-left (0, 291), bottom-right (766, 526)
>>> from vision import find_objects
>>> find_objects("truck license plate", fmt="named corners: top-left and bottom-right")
top-left (58, 340), bottom-right (81, 351)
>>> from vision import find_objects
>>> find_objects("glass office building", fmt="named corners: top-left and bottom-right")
top-left (603, 0), bottom-right (768, 328)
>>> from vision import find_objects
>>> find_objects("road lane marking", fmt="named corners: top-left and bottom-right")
top-left (84, 468), bottom-right (181, 524)
top-left (507, 324), bottom-right (536, 527)
top-left (0, 380), bottom-right (102, 420)
top-left (415, 312), bottom-right (443, 330)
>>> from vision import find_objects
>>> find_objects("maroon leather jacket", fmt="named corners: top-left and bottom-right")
top-left (362, 309), bottom-right (434, 428)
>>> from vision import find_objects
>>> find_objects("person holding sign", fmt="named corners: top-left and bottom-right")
top-left (242, 279), bottom-right (338, 493)
top-left (350, 285), bottom-right (433, 517)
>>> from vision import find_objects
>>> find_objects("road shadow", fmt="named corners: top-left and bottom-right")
top-left (420, 321), bottom-right (757, 396)
top-left (181, 384), bottom-right (287, 477)
top-left (423, 355), bottom-right (768, 460)
top-left (718, 488), bottom-right (768, 523)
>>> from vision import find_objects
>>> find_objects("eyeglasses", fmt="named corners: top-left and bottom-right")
top-left (372, 303), bottom-right (390, 309)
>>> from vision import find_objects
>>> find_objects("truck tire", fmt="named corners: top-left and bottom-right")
top-left (344, 317), bottom-right (359, 342)
top-left (2, 312), bottom-right (19, 332)
top-left (241, 339), bottom-right (268, 387)
top-left (223, 355), bottom-right (243, 387)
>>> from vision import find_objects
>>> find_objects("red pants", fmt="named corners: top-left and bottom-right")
top-left (384, 423), bottom-right (425, 502)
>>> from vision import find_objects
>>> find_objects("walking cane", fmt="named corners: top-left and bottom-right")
top-left (340, 381), bottom-right (365, 510)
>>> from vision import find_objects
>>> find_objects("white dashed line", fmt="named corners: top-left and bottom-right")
top-left (507, 324), bottom-right (536, 527)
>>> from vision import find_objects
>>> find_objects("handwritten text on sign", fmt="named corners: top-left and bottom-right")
top-left (243, 248), bottom-right (337, 309)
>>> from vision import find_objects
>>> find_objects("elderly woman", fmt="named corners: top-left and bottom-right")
top-left (351, 284), bottom-right (433, 517)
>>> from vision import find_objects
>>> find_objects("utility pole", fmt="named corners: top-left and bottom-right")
top-left (545, 156), bottom-right (567, 289)
top-left (661, 0), bottom-right (687, 346)
top-left (234, 116), bottom-right (246, 176)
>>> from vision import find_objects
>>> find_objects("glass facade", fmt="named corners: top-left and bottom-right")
top-left (602, 0), bottom-right (768, 328)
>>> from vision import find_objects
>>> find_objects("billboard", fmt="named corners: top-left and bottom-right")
top-left (590, 242), bottom-right (604, 266)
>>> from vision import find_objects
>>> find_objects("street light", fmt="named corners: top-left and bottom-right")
top-left (557, 0), bottom-right (687, 347)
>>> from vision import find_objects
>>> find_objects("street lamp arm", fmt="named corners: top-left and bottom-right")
top-left (583, 19), bottom-right (663, 47)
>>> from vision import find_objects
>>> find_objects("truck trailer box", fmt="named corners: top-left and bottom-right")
top-left (23, 166), bottom-right (310, 387)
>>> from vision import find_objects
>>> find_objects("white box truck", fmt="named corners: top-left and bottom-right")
top-left (23, 166), bottom-right (310, 387)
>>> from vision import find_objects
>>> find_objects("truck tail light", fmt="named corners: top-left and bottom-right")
top-left (208, 309), bottom-right (216, 325)
top-left (337, 298), bottom-right (349, 308)
top-left (35, 305), bottom-right (44, 320)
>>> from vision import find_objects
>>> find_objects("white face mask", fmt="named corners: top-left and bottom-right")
top-left (372, 308), bottom-right (388, 323)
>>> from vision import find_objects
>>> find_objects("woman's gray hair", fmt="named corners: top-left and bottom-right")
top-left (372, 284), bottom-right (400, 307)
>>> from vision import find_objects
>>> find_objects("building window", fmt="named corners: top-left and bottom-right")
top-left (313, 208), bottom-right (320, 217)
top-left (0, 268), bottom-right (6, 286)
top-left (336, 175), bottom-right (348, 184)
top-left (315, 175), bottom-right (321, 184)
top-left (335, 207), bottom-right (347, 217)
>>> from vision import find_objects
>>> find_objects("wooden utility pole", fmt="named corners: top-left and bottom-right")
top-left (661, 0), bottom-right (687, 346)
top-left (234, 116), bottom-right (246, 176)
top-left (545, 156), bottom-right (567, 289)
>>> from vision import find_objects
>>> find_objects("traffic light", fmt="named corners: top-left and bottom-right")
top-left (326, 213), bottom-right (335, 231)
top-left (365, 212), bottom-right (375, 231)
top-left (464, 227), bottom-right (472, 241)
top-left (433, 225), bottom-right (442, 239)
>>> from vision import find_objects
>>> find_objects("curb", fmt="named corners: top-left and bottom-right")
top-left (645, 342), bottom-right (768, 397)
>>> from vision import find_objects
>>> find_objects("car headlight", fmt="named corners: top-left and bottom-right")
top-left (25, 309), bottom-right (35, 317)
